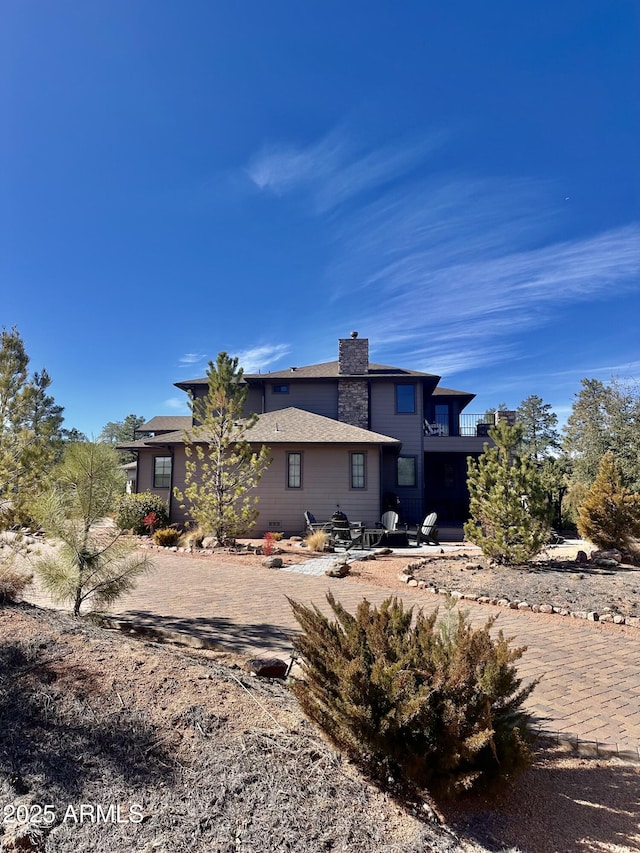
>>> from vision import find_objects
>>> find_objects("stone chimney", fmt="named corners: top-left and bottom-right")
top-left (338, 331), bottom-right (369, 375)
top-left (337, 332), bottom-right (370, 429)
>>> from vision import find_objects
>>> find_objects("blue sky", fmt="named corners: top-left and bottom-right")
top-left (2, 1), bottom-right (638, 437)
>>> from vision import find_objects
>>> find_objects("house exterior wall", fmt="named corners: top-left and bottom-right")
top-left (255, 381), bottom-right (339, 419)
top-left (136, 442), bottom-right (381, 536)
top-left (370, 380), bottom-right (425, 524)
top-left (136, 449), bottom-right (173, 514)
top-left (252, 443), bottom-right (381, 535)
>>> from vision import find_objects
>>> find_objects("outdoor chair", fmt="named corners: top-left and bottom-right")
top-left (407, 512), bottom-right (439, 546)
top-left (330, 516), bottom-right (364, 550)
top-left (379, 510), bottom-right (399, 531)
top-left (304, 511), bottom-right (331, 535)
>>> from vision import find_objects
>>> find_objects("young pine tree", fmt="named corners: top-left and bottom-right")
top-left (577, 452), bottom-right (640, 551)
top-left (34, 442), bottom-right (151, 616)
top-left (174, 352), bottom-right (271, 546)
top-left (464, 420), bottom-right (550, 565)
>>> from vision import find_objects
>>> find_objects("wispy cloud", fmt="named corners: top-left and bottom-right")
top-left (246, 126), bottom-right (640, 381)
top-left (246, 128), bottom-right (445, 213)
top-left (179, 352), bottom-right (207, 365)
top-left (164, 396), bottom-right (190, 411)
top-left (235, 343), bottom-right (290, 373)
top-left (326, 172), bottom-right (639, 375)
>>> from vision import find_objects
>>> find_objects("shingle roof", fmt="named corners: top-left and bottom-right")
top-left (118, 408), bottom-right (400, 449)
top-left (176, 360), bottom-right (440, 388)
top-left (432, 386), bottom-right (476, 403)
top-left (236, 408), bottom-right (400, 445)
top-left (140, 415), bottom-right (191, 433)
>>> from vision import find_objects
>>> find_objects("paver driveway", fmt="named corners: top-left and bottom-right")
top-left (27, 550), bottom-right (640, 760)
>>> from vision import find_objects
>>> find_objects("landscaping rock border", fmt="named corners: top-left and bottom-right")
top-left (396, 558), bottom-right (640, 629)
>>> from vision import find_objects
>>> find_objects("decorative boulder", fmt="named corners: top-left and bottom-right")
top-left (590, 549), bottom-right (622, 564)
top-left (325, 561), bottom-right (350, 578)
top-left (262, 556), bottom-right (283, 568)
top-left (244, 658), bottom-right (289, 678)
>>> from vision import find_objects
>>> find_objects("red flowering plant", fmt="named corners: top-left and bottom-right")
top-left (142, 511), bottom-right (158, 536)
top-left (263, 531), bottom-right (275, 556)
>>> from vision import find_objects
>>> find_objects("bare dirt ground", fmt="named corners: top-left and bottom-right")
top-left (0, 603), bottom-right (481, 853)
top-left (3, 537), bottom-right (640, 852)
top-left (345, 544), bottom-right (640, 623)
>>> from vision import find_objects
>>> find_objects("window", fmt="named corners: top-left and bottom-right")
top-left (396, 384), bottom-right (416, 414)
top-left (435, 403), bottom-right (450, 436)
top-left (272, 384), bottom-right (289, 394)
top-left (153, 456), bottom-right (172, 489)
top-left (351, 452), bottom-right (366, 489)
top-left (287, 452), bottom-right (302, 488)
top-left (397, 456), bottom-right (416, 487)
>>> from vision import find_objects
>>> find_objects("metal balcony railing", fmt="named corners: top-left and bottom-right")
top-left (423, 414), bottom-right (495, 438)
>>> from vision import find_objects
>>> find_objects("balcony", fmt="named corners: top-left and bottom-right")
top-left (423, 414), bottom-right (494, 438)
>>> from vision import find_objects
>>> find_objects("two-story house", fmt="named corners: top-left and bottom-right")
top-left (122, 333), bottom-right (495, 537)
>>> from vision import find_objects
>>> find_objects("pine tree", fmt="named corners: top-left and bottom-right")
top-left (464, 420), bottom-right (550, 565)
top-left (516, 394), bottom-right (560, 463)
top-left (564, 378), bottom-right (640, 491)
top-left (0, 327), bottom-right (64, 523)
top-left (33, 442), bottom-right (151, 616)
top-left (174, 352), bottom-right (271, 545)
top-left (577, 452), bottom-right (640, 551)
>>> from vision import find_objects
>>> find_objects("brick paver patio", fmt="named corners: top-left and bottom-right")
top-left (26, 550), bottom-right (640, 760)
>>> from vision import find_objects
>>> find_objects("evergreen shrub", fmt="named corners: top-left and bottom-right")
top-left (115, 492), bottom-right (169, 535)
top-left (289, 592), bottom-right (536, 798)
top-left (577, 452), bottom-right (640, 552)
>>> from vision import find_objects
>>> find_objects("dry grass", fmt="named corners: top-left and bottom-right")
top-left (304, 530), bottom-right (329, 552)
top-left (0, 603), bottom-right (470, 853)
top-left (0, 564), bottom-right (33, 603)
top-left (0, 534), bottom-right (34, 603)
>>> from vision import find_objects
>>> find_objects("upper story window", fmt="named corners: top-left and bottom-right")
top-left (397, 456), bottom-right (416, 487)
top-left (272, 384), bottom-right (289, 394)
top-left (350, 452), bottom-right (366, 489)
top-left (396, 383), bottom-right (416, 414)
top-left (287, 452), bottom-right (302, 488)
top-left (153, 456), bottom-right (172, 489)
top-left (435, 403), bottom-right (450, 436)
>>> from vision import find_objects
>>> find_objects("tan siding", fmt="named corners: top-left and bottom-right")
top-left (135, 451), bottom-right (172, 517)
top-left (253, 444), bottom-right (381, 535)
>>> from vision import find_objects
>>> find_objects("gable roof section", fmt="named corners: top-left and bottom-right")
top-left (175, 360), bottom-right (440, 388)
top-left (140, 415), bottom-right (192, 433)
top-left (247, 360), bottom-right (439, 380)
top-left (174, 361), bottom-right (476, 403)
top-left (236, 408), bottom-right (400, 444)
top-left (117, 407), bottom-right (400, 450)
top-left (432, 386), bottom-right (476, 407)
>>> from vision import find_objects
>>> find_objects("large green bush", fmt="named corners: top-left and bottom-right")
top-left (115, 492), bottom-right (169, 535)
top-left (289, 593), bottom-right (536, 799)
top-left (464, 420), bottom-right (550, 565)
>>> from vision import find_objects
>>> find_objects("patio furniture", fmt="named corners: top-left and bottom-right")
top-left (380, 510), bottom-right (399, 531)
top-left (368, 510), bottom-right (409, 547)
top-left (304, 511), bottom-right (331, 534)
top-left (330, 513), bottom-right (364, 550)
top-left (407, 512), bottom-right (439, 546)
